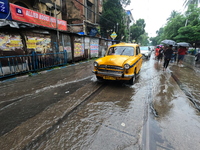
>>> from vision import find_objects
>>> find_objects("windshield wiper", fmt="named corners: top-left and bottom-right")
top-left (120, 48), bottom-right (126, 55)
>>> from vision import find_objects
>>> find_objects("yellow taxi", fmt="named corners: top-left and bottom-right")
top-left (92, 43), bottom-right (143, 84)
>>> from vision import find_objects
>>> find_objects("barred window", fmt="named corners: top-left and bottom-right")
top-left (87, 0), bottom-right (93, 20)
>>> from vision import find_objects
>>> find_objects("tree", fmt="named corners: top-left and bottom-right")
top-left (184, 0), bottom-right (199, 8)
top-left (174, 5), bottom-right (200, 47)
top-left (151, 2), bottom-right (200, 47)
top-left (121, 0), bottom-right (131, 7)
top-left (99, 0), bottom-right (130, 40)
top-left (167, 10), bottom-right (181, 21)
top-left (129, 19), bottom-right (146, 43)
top-left (149, 36), bottom-right (160, 46)
top-left (138, 32), bottom-right (149, 46)
top-left (185, 4), bottom-right (200, 26)
top-left (175, 25), bottom-right (200, 48)
top-left (163, 14), bottom-right (186, 40)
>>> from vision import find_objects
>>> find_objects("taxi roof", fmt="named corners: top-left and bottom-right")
top-left (110, 43), bottom-right (139, 47)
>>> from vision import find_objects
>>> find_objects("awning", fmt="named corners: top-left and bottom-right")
top-left (0, 19), bottom-right (35, 28)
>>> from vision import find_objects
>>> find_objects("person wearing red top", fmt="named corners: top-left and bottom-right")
top-left (177, 46), bottom-right (187, 67)
top-left (155, 46), bottom-right (160, 60)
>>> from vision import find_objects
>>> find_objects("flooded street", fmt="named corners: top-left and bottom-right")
top-left (0, 55), bottom-right (200, 150)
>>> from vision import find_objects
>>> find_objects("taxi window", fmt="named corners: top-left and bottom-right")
top-left (107, 46), bottom-right (134, 56)
top-left (136, 47), bottom-right (140, 55)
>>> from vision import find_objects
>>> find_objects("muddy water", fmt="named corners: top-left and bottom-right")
top-left (171, 65), bottom-right (200, 107)
top-left (0, 62), bottom-right (94, 136)
top-left (143, 59), bottom-right (200, 150)
top-left (1, 56), bottom-right (200, 149)
top-left (22, 58), bottom-right (200, 149)
top-left (32, 80), bottom-right (146, 149)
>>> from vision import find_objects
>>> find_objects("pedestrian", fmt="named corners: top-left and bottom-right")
top-left (157, 46), bottom-right (164, 62)
top-left (177, 46), bottom-right (187, 67)
top-left (173, 47), bottom-right (178, 62)
top-left (170, 47), bottom-right (176, 63)
top-left (155, 46), bottom-right (160, 60)
top-left (163, 45), bottom-right (174, 71)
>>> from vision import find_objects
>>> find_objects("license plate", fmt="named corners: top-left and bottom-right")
top-left (103, 76), bottom-right (116, 80)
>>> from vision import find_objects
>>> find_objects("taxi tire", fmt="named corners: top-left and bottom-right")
top-left (129, 70), bottom-right (136, 85)
top-left (96, 76), bottom-right (103, 81)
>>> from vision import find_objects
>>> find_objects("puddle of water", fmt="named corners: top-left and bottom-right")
top-left (32, 81), bottom-right (146, 149)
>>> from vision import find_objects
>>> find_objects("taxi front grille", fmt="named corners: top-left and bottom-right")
top-left (98, 69), bottom-right (123, 74)
top-left (98, 65), bottom-right (123, 70)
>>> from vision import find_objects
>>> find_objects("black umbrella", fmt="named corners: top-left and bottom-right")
top-left (177, 42), bottom-right (191, 47)
top-left (161, 39), bottom-right (176, 46)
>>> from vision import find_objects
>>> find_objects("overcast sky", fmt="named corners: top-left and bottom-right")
top-left (127, 0), bottom-right (186, 37)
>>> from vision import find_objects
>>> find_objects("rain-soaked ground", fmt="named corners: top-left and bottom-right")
top-left (0, 54), bottom-right (200, 150)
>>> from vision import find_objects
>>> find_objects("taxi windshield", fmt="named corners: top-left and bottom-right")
top-left (107, 46), bottom-right (134, 56)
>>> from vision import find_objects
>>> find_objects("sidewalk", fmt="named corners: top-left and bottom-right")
top-left (170, 62), bottom-right (200, 111)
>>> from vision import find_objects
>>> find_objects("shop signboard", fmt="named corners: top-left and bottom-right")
top-left (0, 0), bottom-right (11, 20)
top-left (10, 3), bottom-right (67, 31)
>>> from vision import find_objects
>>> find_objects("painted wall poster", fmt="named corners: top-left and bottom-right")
top-left (26, 36), bottom-right (51, 53)
top-left (0, 33), bottom-right (23, 51)
top-left (74, 43), bottom-right (82, 57)
top-left (90, 38), bottom-right (99, 57)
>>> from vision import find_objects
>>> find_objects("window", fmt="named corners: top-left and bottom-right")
top-left (87, 0), bottom-right (93, 20)
top-left (108, 46), bottom-right (134, 56)
top-left (136, 47), bottom-right (140, 55)
top-left (99, 0), bottom-right (102, 5)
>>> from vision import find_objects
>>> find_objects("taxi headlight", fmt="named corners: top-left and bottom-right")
top-left (94, 62), bottom-right (98, 67)
top-left (124, 64), bottom-right (130, 69)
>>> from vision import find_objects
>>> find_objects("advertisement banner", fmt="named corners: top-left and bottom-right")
top-left (0, 33), bottom-right (23, 51)
top-left (10, 3), bottom-right (67, 31)
top-left (74, 43), bottom-right (82, 57)
top-left (26, 36), bottom-right (51, 53)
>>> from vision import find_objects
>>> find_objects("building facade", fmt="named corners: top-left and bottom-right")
top-left (64, 0), bottom-right (102, 36)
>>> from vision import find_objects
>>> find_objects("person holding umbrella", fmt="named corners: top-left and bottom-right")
top-left (177, 46), bottom-right (188, 67)
top-left (163, 45), bottom-right (174, 71)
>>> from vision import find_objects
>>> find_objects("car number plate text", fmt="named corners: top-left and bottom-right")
top-left (103, 76), bottom-right (116, 80)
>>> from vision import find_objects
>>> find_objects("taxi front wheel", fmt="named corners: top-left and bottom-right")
top-left (129, 74), bottom-right (136, 85)
top-left (96, 76), bottom-right (103, 81)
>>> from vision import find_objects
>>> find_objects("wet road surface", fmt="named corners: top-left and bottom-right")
top-left (0, 55), bottom-right (200, 150)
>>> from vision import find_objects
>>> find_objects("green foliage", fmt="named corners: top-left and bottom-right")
top-left (138, 32), bottom-right (149, 46)
top-left (185, 4), bottom-right (200, 26)
top-left (130, 19), bottom-right (146, 42)
top-left (120, 0), bottom-right (131, 7)
top-left (150, 5), bottom-right (200, 46)
top-left (175, 25), bottom-right (200, 44)
top-left (100, 0), bottom-right (128, 40)
top-left (163, 14), bottom-right (186, 40)
top-left (184, 0), bottom-right (199, 8)
top-left (150, 36), bottom-right (160, 46)
top-left (167, 10), bottom-right (181, 21)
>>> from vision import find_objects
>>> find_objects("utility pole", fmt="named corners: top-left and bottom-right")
top-left (55, 1), bottom-right (59, 52)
